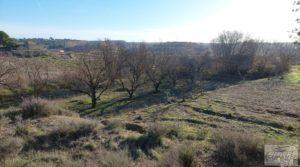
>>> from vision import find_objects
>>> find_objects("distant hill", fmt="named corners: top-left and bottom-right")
top-left (15, 38), bottom-right (210, 55)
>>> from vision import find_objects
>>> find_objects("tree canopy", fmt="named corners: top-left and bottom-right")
top-left (0, 31), bottom-right (11, 47)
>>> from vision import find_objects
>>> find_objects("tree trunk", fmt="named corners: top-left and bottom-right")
top-left (129, 91), bottom-right (133, 99)
top-left (154, 83), bottom-right (160, 93)
top-left (91, 88), bottom-right (97, 108)
top-left (172, 79), bottom-right (176, 88)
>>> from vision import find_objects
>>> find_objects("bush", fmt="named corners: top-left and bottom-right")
top-left (0, 107), bottom-right (22, 121)
top-left (104, 119), bottom-right (123, 131)
top-left (0, 116), bottom-right (10, 131)
top-left (122, 125), bottom-right (165, 158)
top-left (21, 98), bottom-right (78, 119)
top-left (83, 140), bottom-right (97, 151)
top-left (0, 137), bottom-right (23, 165)
top-left (158, 144), bottom-right (198, 167)
top-left (25, 117), bottom-right (98, 150)
top-left (213, 131), bottom-right (264, 166)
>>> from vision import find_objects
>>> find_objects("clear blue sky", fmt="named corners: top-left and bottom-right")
top-left (0, 0), bottom-right (296, 42)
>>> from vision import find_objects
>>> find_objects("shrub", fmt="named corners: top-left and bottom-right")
top-left (104, 119), bottom-right (123, 131)
top-left (0, 137), bottom-right (23, 165)
top-left (178, 145), bottom-right (197, 167)
top-left (83, 140), bottom-right (97, 151)
top-left (0, 116), bottom-right (10, 131)
top-left (0, 107), bottom-right (22, 121)
top-left (158, 144), bottom-right (198, 167)
top-left (21, 98), bottom-right (78, 119)
top-left (213, 131), bottom-right (264, 166)
top-left (15, 122), bottom-right (31, 138)
top-left (122, 125), bottom-right (165, 158)
top-left (25, 117), bottom-right (98, 150)
top-left (248, 57), bottom-right (275, 79)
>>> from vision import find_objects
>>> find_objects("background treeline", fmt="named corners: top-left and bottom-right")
top-left (1, 31), bottom-right (299, 108)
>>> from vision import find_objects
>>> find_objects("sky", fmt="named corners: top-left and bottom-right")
top-left (0, 0), bottom-right (298, 42)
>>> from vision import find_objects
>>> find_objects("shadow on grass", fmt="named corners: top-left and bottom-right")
top-left (66, 74), bottom-right (258, 117)
top-left (69, 91), bottom-right (169, 117)
top-left (182, 104), bottom-right (289, 131)
top-left (203, 73), bottom-right (245, 91)
top-left (0, 96), bottom-right (22, 109)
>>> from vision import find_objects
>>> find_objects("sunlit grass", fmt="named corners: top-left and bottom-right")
top-left (285, 65), bottom-right (300, 83)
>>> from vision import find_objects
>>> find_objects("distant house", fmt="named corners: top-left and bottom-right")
top-left (59, 50), bottom-right (65, 55)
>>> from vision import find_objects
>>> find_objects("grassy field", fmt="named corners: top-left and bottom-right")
top-left (0, 67), bottom-right (299, 166)
top-left (285, 65), bottom-right (300, 83)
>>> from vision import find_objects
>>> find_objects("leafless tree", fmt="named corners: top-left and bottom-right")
top-left (211, 31), bottom-right (257, 76)
top-left (116, 43), bottom-right (147, 98)
top-left (23, 59), bottom-right (50, 97)
top-left (63, 40), bottom-right (119, 108)
top-left (145, 46), bottom-right (170, 93)
top-left (251, 42), bottom-right (274, 76)
top-left (0, 56), bottom-right (16, 87)
top-left (166, 55), bottom-right (181, 87)
top-left (273, 43), bottom-right (297, 73)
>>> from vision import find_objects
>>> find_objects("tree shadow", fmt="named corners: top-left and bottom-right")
top-left (67, 74), bottom-right (261, 117)
top-left (98, 91), bottom-right (169, 116)
top-left (69, 91), bottom-right (169, 117)
top-left (203, 73), bottom-right (245, 91)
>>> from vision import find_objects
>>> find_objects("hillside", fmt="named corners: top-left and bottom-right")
top-left (0, 70), bottom-right (299, 166)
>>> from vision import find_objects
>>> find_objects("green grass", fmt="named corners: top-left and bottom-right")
top-left (285, 65), bottom-right (300, 83)
top-left (0, 88), bottom-right (13, 96)
top-left (33, 55), bottom-right (76, 67)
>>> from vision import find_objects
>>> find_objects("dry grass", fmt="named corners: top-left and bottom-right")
top-left (0, 137), bottom-right (23, 166)
top-left (213, 131), bottom-right (264, 166)
top-left (24, 116), bottom-right (98, 150)
top-left (158, 143), bottom-right (199, 167)
top-left (100, 150), bottom-right (134, 167)
top-left (1, 72), bottom-right (299, 166)
top-left (21, 98), bottom-right (78, 119)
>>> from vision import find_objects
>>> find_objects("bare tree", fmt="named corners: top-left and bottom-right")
top-left (116, 43), bottom-right (147, 98)
top-left (166, 55), bottom-right (181, 87)
top-left (23, 59), bottom-right (50, 97)
top-left (0, 56), bottom-right (16, 87)
top-left (145, 46), bottom-right (170, 93)
top-left (273, 43), bottom-right (296, 74)
top-left (211, 31), bottom-right (257, 76)
top-left (176, 54), bottom-right (211, 101)
top-left (63, 40), bottom-right (119, 108)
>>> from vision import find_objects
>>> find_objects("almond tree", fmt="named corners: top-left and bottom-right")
top-left (23, 59), bottom-right (50, 97)
top-left (145, 48), bottom-right (170, 93)
top-left (64, 40), bottom-right (119, 108)
top-left (116, 43), bottom-right (147, 98)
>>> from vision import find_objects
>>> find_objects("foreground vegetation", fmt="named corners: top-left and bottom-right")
top-left (1, 73), bottom-right (299, 166)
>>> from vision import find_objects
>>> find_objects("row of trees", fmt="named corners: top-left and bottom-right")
top-left (0, 31), bottom-right (298, 108)
top-left (62, 32), bottom-right (297, 108)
